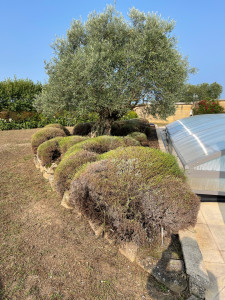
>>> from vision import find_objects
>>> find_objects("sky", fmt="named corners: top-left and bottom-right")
top-left (1, 0), bottom-right (225, 98)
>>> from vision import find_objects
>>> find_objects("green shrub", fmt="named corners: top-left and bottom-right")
top-left (73, 122), bottom-right (94, 136)
top-left (72, 118), bottom-right (151, 137)
top-left (128, 132), bottom-right (148, 145)
top-left (59, 136), bottom-right (88, 154)
top-left (54, 150), bottom-right (98, 196)
top-left (45, 123), bottom-right (70, 136)
top-left (37, 137), bottom-right (63, 166)
top-left (31, 127), bottom-right (66, 154)
top-left (111, 118), bottom-right (151, 137)
top-left (121, 110), bottom-right (138, 120)
top-left (193, 100), bottom-right (224, 115)
top-left (64, 135), bottom-right (139, 159)
top-left (0, 111), bottom-right (77, 131)
top-left (37, 135), bottom-right (88, 166)
top-left (69, 147), bottom-right (199, 246)
top-left (54, 136), bottom-right (139, 196)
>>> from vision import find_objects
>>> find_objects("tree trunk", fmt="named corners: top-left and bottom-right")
top-left (90, 110), bottom-right (120, 137)
top-left (91, 118), bottom-right (113, 137)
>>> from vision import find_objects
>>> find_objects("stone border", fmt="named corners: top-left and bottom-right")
top-left (156, 126), bottom-right (210, 299)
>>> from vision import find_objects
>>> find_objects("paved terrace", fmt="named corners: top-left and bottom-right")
top-left (197, 202), bottom-right (225, 299)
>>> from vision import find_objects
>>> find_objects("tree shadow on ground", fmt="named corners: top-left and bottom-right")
top-left (146, 234), bottom-right (189, 300)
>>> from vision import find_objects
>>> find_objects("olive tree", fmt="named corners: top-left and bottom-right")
top-left (35, 6), bottom-right (192, 135)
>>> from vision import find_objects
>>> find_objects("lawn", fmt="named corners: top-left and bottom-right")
top-left (0, 128), bottom-right (175, 300)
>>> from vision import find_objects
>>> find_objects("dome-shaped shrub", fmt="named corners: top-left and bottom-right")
top-left (111, 118), bottom-right (151, 137)
top-left (64, 135), bottom-right (139, 159)
top-left (37, 136), bottom-right (88, 166)
top-left (69, 147), bottom-right (199, 246)
top-left (54, 150), bottom-right (98, 196)
top-left (31, 127), bottom-right (67, 154)
top-left (128, 132), bottom-right (148, 145)
top-left (72, 122), bottom-right (94, 136)
top-left (54, 136), bottom-right (140, 196)
top-left (37, 137), bottom-right (63, 166)
top-left (45, 123), bottom-right (71, 136)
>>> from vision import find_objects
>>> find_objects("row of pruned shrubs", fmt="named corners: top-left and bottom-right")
top-left (31, 119), bottom-right (152, 155)
top-left (73, 118), bottom-right (151, 137)
top-left (31, 122), bottom-right (200, 249)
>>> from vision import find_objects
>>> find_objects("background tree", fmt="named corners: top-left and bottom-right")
top-left (182, 82), bottom-right (223, 103)
top-left (0, 77), bottom-right (42, 112)
top-left (35, 6), bottom-right (192, 135)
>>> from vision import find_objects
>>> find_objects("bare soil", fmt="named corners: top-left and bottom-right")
top-left (0, 128), bottom-right (175, 300)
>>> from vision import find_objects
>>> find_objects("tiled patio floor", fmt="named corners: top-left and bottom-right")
top-left (195, 203), bottom-right (225, 300)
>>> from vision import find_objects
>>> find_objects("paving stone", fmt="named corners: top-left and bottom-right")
top-left (201, 203), bottom-right (225, 226)
top-left (195, 224), bottom-right (218, 251)
top-left (208, 224), bottom-right (225, 251)
top-left (220, 251), bottom-right (225, 263)
top-left (205, 262), bottom-right (225, 278)
top-left (196, 210), bottom-right (206, 224)
top-left (200, 249), bottom-right (224, 264)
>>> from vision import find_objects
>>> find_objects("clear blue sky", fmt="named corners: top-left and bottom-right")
top-left (1, 0), bottom-right (225, 98)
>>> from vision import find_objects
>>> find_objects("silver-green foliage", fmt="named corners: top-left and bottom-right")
top-left (35, 6), bottom-right (192, 129)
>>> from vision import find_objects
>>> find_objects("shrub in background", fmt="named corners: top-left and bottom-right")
top-left (45, 123), bottom-right (71, 136)
top-left (128, 132), bottom-right (148, 146)
top-left (120, 110), bottom-right (138, 120)
top-left (69, 147), bottom-right (199, 246)
top-left (0, 111), bottom-right (77, 131)
top-left (111, 118), bottom-right (151, 137)
top-left (73, 122), bottom-right (94, 136)
top-left (0, 77), bottom-right (42, 112)
top-left (193, 100), bottom-right (224, 115)
top-left (31, 127), bottom-right (67, 154)
top-left (72, 118), bottom-right (151, 137)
